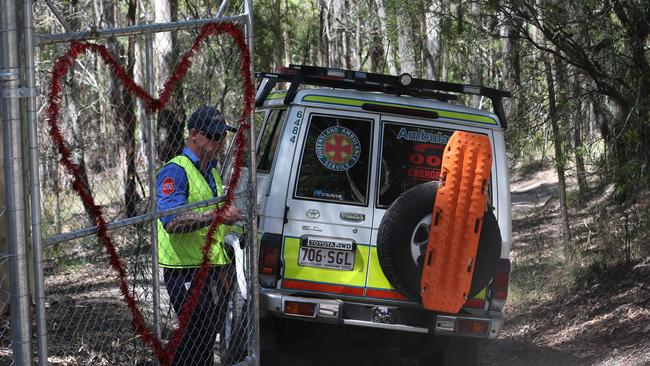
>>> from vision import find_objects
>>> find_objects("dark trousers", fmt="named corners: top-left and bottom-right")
top-left (164, 266), bottom-right (229, 366)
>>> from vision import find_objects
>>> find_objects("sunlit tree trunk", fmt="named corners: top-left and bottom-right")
top-left (103, 0), bottom-right (140, 217)
top-left (318, 0), bottom-right (326, 66)
top-left (154, 0), bottom-right (186, 164)
top-left (396, 12), bottom-right (416, 74)
top-left (468, 2), bottom-right (482, 108)
top-left (65, 0), bottom-right (94, 225)
top-left (368, 0), bottom-right (385, 72)
top-left (376, 0), bottom-right (397, 74)
top-left (282, 0), bottom-right (291, 65)
top-left (422, 1), bottom-right (439, 80)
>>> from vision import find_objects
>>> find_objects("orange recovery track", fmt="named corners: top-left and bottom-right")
top-left (420, 131), bottom-right (492, 313)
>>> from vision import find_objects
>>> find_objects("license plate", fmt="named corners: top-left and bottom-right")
top-left (298, 247), bottom-right (355, 271)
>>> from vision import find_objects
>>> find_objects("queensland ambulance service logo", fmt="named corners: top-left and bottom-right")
top-left (315, 126), bottom-right (361, 171)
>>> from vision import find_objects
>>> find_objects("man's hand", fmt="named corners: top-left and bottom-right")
top-left (221, 206), bottom-right (243, 225)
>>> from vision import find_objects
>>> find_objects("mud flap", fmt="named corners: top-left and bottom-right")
top-left (420, 131), bottom-right (492, 313)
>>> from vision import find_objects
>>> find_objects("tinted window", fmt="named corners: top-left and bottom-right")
top-left (295, 114), bottom-right (372, 205)
top-left (378, 122), bottom-right (453, 208)
top-left (256, 109), bottom-right (287, 173)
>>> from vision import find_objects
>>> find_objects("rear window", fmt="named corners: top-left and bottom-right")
top-left (295, 114), bottom-right (373, 205)
top-left (377, 122), bottom-right (453, 208)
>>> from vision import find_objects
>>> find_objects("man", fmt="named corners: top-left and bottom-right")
top-left (157, 106), bottom-right (242, 366)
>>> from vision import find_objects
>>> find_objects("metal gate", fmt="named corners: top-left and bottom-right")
top-left (0, 0), bottom-right (259, 364)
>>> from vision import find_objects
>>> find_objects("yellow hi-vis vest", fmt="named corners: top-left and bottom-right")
top-left (157, 155), bottom-right (231, 268)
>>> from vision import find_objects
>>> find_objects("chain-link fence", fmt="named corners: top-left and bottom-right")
top-left (0, 0), bottom-right (258, 364)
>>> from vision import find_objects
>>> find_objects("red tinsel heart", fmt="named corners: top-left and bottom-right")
top-left (45, 22), bottom-right (254, 365)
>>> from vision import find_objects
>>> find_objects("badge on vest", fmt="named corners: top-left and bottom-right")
top-left (162, 177), bottom-right (175, 195)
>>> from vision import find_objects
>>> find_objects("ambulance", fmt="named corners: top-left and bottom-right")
top-left (253, 65), bottom-right (512, 365)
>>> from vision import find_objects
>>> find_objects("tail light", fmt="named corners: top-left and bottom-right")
top-left (456, 319), bottom-right (490, 336)
top-left (284, 301), bottom-right (316, 317)
top-left (259, 233), bottom-right (282, 288)
top-left (490, 259), bottom-right (510, 310)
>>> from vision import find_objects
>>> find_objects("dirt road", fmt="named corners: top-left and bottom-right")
top-left (267, 170), bottom-right (650, 366)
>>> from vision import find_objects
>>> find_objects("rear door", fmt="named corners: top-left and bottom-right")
top-left (367, 117), bottom-right (497, 301)
top-left (280, 108), bottom-right (378, 297)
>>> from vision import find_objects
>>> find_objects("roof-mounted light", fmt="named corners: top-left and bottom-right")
top-left (398, 73), bottom-right (413, 86)
top-left (353, 71), bottom-right (367, 83)
top-left (463, 85), bottom-right (481, 95)
top-left (326, 68), bottom-right (346, 79)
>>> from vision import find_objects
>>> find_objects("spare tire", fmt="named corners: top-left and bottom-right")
top-left (377, 181), bottom-right (501, 302)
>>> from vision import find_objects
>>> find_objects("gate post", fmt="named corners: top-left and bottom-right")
top-left (0, 0), bottom-right (34, 364)
top-left (23, 0), bottom-right (49, 364)
top-left (243, 1), bottom-right (260, 365)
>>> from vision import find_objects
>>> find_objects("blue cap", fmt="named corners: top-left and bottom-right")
top-left (187, 106), bottom-right (236, 136)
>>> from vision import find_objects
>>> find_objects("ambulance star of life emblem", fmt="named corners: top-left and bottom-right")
top-left (314, 126), bottom-right (361, 171)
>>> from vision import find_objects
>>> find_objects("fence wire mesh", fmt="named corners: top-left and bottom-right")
top-left (0, 1), bottom-right (255, 364)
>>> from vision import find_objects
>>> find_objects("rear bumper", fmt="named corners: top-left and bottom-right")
top-left (260, 289), bottom-right (503, 339)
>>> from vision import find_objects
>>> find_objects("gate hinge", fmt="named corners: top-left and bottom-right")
top-left (0, 70), bottom-right (19, 81)
top-left (0, 87), bottom-right (39, 99)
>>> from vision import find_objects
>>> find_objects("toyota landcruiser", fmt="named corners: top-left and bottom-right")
top-left (253, 65), bottom-right (512, 365)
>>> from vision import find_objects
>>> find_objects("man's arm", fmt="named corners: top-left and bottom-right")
top-left (164, 205), bottom-right (243, 234)
top-left (164, 211), bottom-right (215, 233)
top-left (157, 161), bottom-right (244, 234)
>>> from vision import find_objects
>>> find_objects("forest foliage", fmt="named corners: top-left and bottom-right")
top-left (31, 0), bottom-right (650, 266)
top-left (253, 0), bottom-right (650, 265)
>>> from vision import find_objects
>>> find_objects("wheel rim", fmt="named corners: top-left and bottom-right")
top-left (410, 213), bottom-right (431, 265)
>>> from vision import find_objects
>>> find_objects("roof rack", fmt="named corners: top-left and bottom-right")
top-left (255, 64), bottom-right (511, 129)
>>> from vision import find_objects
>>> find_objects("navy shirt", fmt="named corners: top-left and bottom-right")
top-left (157, 147), bottom-right (219, 227)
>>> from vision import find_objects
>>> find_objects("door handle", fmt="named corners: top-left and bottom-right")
top-left (340, 212), bottom-right (365, 222)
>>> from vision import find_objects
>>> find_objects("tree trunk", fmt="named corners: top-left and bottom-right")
top-left (591, 93), bottom-right (613, 180)
top-left (327, 0), bottom-right (348, 68)
top-left (65, 0), bottom-right (94, 225)
top-left (354, 15), bottom-right (362, 69)
top-left (376, 0), bottom-right (397, 74)
top-left (422, 1), bottom-right (439, 80)
top-left (318, 0), bottom-right (326, 66)
top-left (124, 0), bottom-right (140, 217)
top-left (282, 0), bottom-right (291, 66)
top-left (103, 0), bottom-right (140, 217)
top-left (440, 0), bottom-right (450, 79)
top-left (572, 70), bottom-right (589, 197)
top-left (154, 0), bottom-right (186, 164)
top-left (396, 11), bottom-right (415, 74)
top-left (368, 0), bottom-right (385, 72)
top-left (544, 54), bottom-right (572, 262)
top-left (500, 9), bottom-right (521, 116)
